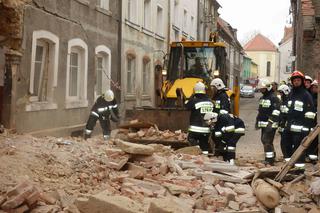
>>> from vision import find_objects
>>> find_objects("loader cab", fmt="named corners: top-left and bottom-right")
top-left (167, 41), bottom-right (226, 84)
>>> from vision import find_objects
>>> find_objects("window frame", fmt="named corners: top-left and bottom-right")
top-left (65, 38), bottom-right (88, 109)
top-left (156, 4), bottom-right (164, 36)
top-left (126, 54), bottom-right (136, 95)
top-left (98, 0), bottom-right (109, 10)
top-left (27, 30), bottom-right (59, 112)
top-left (142, 57), bottom-right (151, 95)
top-left (143, 0), bottom-right (152, 30)
top-left (95, 45), bottom-right (111, 100)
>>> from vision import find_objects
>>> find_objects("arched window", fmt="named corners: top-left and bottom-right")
top-left (142, 55), bottom-right (151, 94)
top-left (126, 50), bottom-right (136, 94)
top-left (66, 38), bottom-right (88, 108)
top-left (95, 45), bottom-right (111, 98)
top-left (27, 30), bottom-right (59, 111)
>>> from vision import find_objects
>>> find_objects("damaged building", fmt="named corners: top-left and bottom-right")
top-left (0, 0), bottom-right (121, 135)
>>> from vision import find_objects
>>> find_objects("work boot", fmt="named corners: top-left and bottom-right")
top-left (103, 135), bottom-right (110, 141)
top-left (263, 158), bottom-right (274, 166)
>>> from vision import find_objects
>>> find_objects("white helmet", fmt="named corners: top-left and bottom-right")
top-left (204, 112), bottom-right (218, 123)
top-left (210, 78), bottom-right (226, 90)
top-left (305, 75), bottom-right (313, 82)
top-left (104, 89), bottom-right (114, 102)
top-left (194, 82), bottom-right (206, 94)
top-left (257, 79), bottom-right (272, 91)
top-left (311, 80), bottom-right (318, 86)
top-left (278, 84), bottom-right (291, 96)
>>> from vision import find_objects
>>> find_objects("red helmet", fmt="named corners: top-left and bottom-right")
top-left (290, 71), bottom-right (305, 81)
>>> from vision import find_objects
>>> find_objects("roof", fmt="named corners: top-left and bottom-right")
top-left (244, 33), bottom-right (278, 52)
top-left (279, 27), bottom-right (293, 45)
top-left (217, 17), bottom-right (243, 50)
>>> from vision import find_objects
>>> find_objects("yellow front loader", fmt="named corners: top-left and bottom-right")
top-left (126, 39), bottom-right (239, 131)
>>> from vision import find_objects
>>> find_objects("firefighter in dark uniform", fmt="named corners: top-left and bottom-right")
top-left (304, 75), bottom-right (313, 93)
top-left (277, 84), bottom-right (291, 161)
top-left (204, 112), bottom-right (245, 165)
top-left (84, 90), bottom-right (119, 140)
top-left (255, 79), bottom-right (281, 165)
top-left (185, 82), bottom-right (214, 154)
top-left (210, 78), bottom-right (231, 115)
top-left (306, 80), bottom-right (318, 162)
top-left (283, 71), bottom-right (316, 168)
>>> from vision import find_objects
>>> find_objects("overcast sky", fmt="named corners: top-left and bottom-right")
top-left (217, 0), bottom-right (291, 46)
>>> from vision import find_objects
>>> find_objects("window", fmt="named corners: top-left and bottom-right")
top-left (128, 0), bottom-right (137, 23)
top-left (156, 5), bottom-right (163, 36)
top-left (95, 45), bottom-right (111, 99)
top-left (191, 16), bottom-right (195, 33)
top-left (142, 57), bottom-right (151, 94)
top-left (183, 9), bottom-right (187, 30)
top-left (144, 0), bottom-right (151, 30)
top-left (174, 29), bottom-right (179, 41)
top-left (173, 1), bottom-right (179, 26)
top-left (266, 61), bottom-right (271, 76)
top-left (27, 30), bottom-right (59, 111)
top-left (127, 55), bottom-right (136, 94)
top-left (98, 0), bottom-right (109, 10)
top-left (66, 38), bottom-right (88, 108)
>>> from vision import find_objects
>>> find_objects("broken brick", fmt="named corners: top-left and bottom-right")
top-left (2, 186), bottom-right (34, 210)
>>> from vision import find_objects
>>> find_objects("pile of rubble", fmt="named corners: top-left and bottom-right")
top-left (0, 133), bottom-right (320, 212)
top-left (116, 120), bottom-right (188, 145)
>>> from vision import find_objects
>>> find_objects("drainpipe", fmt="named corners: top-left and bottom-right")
top-left (117, 0), bottom-right (123, 113)
top-left (197, 0), bottom-right (201, 40)
top-left (167, 0), bottom-right (171, 52)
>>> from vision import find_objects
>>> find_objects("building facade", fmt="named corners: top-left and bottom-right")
top-left (121, 0), bottom-right (169, 112)
top-left (170, 0), bottom-right (198, 42)
top-left (217, 17), bottom-right (243, 89)
top-left (291, 0), bottom-right (320, 79)
top-left (197, 0), bottom-right (220, 41)
top-left (278, 27), bottom-right (294, 82)
top-left (0, 0), bottom-right (121, 135)
top-left (244, 34), bottom-right (279, 82)
top-left (241, 55), bottom-right (252, 81)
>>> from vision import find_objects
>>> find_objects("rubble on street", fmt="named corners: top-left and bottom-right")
top-left (0, 131), bottom-right (320, 213)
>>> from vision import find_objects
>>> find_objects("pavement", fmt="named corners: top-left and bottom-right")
top-left (236, 93), bottom-right (282, 161)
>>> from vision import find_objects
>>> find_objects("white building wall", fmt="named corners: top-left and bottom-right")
top-left (121, 0), bottom-right (169, 110)
top-left (279, 38), bottom-right (293, 82)
top-left (170, 0), bottom-right (198, 41)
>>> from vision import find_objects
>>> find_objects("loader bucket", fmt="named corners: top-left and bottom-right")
top-left (125, 107), bottom-right (190, 131)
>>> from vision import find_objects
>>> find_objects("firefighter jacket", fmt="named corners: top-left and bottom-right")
top-left (278, 95), bottom-right (289, 132)
top-left (213, 90), bottom-right (231, 115)
top-left (90, 95), bottom-right (119, 121)
top-left (213, 114), bottom-right (245, 140)
top-left (185, 94), bottom-right (214, 134)
top-left (256, 90), bottom-right (281, 129)
top-left (285, 86), bottom-right (316, 132)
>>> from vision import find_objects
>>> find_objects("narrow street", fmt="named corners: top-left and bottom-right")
top-left (237, 94), bottom-right (282, 162)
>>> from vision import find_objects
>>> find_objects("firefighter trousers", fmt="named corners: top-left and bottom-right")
top-left (85, 113), bottom-right (111, 137)
top-left (188, 132), bottom-right (210, 152)
top-left (282, 130), bottom-right (307, 163)
top-left (280, 131), bottom-right (291, 159)
top-left (261, 127), bottom-right (276, 163)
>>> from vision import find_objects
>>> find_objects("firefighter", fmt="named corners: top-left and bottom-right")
top-left (204, 112), bottom-right (245, 165)
top-left (210, 78), bottom-right (231, 114)
top-left (271, 81), bottom-right (278, 93)
top-left (283, 71), bottom-right (316, 168)
top-left (306, 80), bottom-right (318, 162)
top-left (304, 75), bottom-right (313, 92)
top-left (255, 79), bottom-right (281, 165)
top-left (277, 84), bottom-right (291, 161)
top-left (84, 89), bottom-right (119, 141)
top-left (185, 82), bottom-right (214, 154)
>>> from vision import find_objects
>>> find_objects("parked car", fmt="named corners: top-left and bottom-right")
top-left (240, 85), bottom-right (255, 98)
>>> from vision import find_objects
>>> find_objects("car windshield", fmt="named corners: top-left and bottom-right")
top-left (242, 85), bottom-right (253, 90)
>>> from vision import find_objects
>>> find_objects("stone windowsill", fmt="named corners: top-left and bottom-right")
top-left (95, 6), bottom-right (112, 16)
top-left (125, 94), bottom-right (137, 101)
top-left (142, 27), bottom-right (154, 37)
top-left (155, 33), bottom-right (165, 41)
top-left (172, 24), bottom-right (180, 31)
top-left (141, 94), bottom-right (151, 100)
top-left (75, 0), bottom-right (89, 6)
top-left (65, 99), bottom-right (88, 109)
top-left (26, 102), bottom-right (58, 112)
top-left (125, 19), bottom-right (141, 32)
